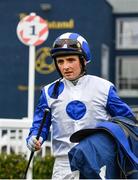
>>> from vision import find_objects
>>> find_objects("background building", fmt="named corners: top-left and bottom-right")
top-left (0, 0), bottom-right (137, 119)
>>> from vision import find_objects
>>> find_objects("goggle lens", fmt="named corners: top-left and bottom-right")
top-left (53, 39), bottom-right (81, 49)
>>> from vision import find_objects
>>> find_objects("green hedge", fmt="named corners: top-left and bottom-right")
top-left (0, 153), bottom-right (54, 179)
top-left (0, 153), bottom-right (27, 179)
top-left (33, 156), bottom-right (55, 179)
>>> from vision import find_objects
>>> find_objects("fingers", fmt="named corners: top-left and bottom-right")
top-left (27, 136), bottom-right (43, 152)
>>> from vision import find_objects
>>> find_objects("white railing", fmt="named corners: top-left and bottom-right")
top-left (0, 118), bottom-right (52, 179)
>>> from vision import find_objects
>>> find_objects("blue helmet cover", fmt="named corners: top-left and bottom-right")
top-left (51, 32), bottom-right (92, 63)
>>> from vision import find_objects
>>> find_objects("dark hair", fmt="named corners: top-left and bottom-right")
top-left (79, 55), bottom-right (86, 74)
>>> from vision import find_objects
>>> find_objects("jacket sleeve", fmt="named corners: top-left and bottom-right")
top-left (26, 88), bottom-right (51, 143)
top-left (106, 86), bottom-right (136, 121)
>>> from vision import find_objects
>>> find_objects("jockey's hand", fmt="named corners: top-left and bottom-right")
top-left (27, 135), bottom-right (43, 152)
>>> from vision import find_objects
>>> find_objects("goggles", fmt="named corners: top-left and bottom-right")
top-left (53, 39), bottom-right (82, 50)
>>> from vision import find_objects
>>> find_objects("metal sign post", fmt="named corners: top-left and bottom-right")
top-left (28, 45), bottom-right (35, 120)
top-left (17, 12), bottom-right (49, 120)
top-left (16, 12), bottom-right (49, 179)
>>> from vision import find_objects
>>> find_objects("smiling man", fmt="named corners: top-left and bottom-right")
top-left (26, 32), bottom-right (136, 179)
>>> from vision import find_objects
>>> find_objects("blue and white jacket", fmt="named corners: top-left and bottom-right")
top-left (27, 75), bottom-right (135, 156)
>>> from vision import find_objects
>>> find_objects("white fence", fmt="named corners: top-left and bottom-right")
top-left (0, 118), bottom-right (52, 179)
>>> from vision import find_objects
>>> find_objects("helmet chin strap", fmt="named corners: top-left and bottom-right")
top-left (70, 71), bottom-right (86, 86)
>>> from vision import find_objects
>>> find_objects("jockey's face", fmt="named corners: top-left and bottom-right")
top-left (56, 55), bottom-right (85, 81)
